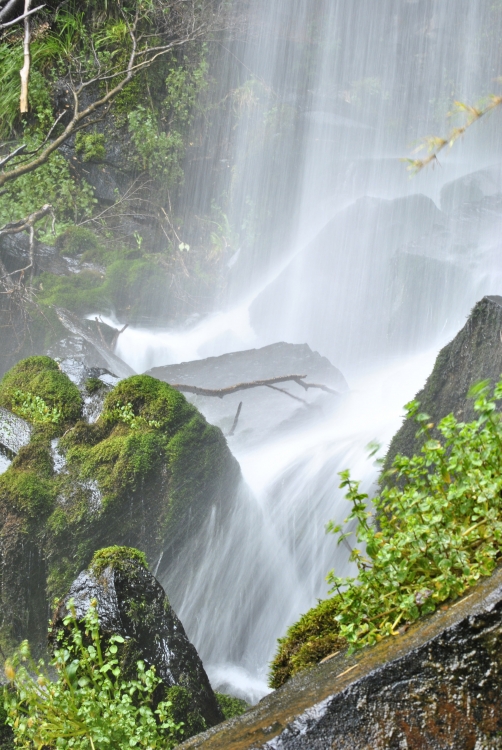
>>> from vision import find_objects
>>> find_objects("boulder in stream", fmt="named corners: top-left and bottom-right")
top-left (0, 356), bottom-right (240, 655)
top-left (51, 546), bottom-right (224, 737)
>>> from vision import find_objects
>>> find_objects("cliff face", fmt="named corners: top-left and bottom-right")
top-left (385, 294), bottom-right (502, 468)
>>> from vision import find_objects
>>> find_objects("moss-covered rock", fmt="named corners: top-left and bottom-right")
top-left (0, 359), bottom-right (240, 655)
top-left (0, 356), bottom-right (82, 433)
top-left (269, 597), bottom-right (347, 689)
top-left (50, 547), bottom-right (224, 741)
top-left (215, 693), bottom-right (250, 720)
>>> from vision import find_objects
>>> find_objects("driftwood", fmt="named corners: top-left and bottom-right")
top-left (170, 375), bottom-right (339, 399)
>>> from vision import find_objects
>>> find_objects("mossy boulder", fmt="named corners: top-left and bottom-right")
top-left (50, 547), bottom-right (224, 741)
top-left (0, 356), bottom-right (82, 434)
top-left (0, 358), bottom-right (240, 655)
top-left (269, 597), bottom-right (347, 689)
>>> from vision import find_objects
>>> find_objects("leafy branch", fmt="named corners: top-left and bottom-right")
top-left (404, 94), bottom-right (502, 172)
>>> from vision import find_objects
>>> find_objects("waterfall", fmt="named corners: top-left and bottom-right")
top-left (112, 1), bottom-right (502, 701)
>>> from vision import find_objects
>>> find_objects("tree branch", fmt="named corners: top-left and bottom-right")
top-left (405, 95), bottom-right (502, 172)
top-left (0, 2), bottom-right (43, 29)
top-left (169, 375), bottom-right (339, 399)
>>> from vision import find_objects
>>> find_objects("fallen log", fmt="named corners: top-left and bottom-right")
top-left (170, 375), bottom-right (339, 399)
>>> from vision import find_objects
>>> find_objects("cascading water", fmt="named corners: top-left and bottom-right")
top-left (108, 1), bottom-right (502, 701)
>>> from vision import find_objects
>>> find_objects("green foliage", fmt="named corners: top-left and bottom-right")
top-left (215, 693), bottom-right (249, 720)
top-left (270, 377), bottom-right (502, 687)
top-left (89, 546), bottom-right (148, 577)
top-left (3, 601), bottom-right (183, 749)
top-left (75, 132), bottom-right (106, 163)
top-left (56, 226), bottom-right (102, 257)
top-left (0, 701), bottom-right (14, 750)
top-left (85, 378), bottom-right (105, 395)
top-left (111, 401), bottom-right (161, 430)
top-left (11, 390), bottom-right (62, 425)
top-left (128, 105), bottom-right (185, 185)
top-left (0, 146), bottom-right (96, 239)
top-left (0, 356), bottom-right (81, 431)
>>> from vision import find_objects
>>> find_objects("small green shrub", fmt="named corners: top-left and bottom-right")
top-left (215, 693), bottom-right (249, 720)
top-left (270, 377), bottom-right (502, 687)
top-left (75, 132), bottom-right (106, 162)
top-left (3, 601), bottom-right (183, 749)
top-left (56, 226), bottom-right (102, 257)
top-left (11, 390), bottom-right (62, 425)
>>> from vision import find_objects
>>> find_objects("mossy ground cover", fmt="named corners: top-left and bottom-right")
top-left (0, 359), bottom-right (235, 654)
top-left (270, 378), bottom-right (502, 688)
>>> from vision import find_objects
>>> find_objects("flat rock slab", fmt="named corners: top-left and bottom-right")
top-left (147, 342), bottom-right (348, 391)
top-left (0, 406), bottom-right (32, 455)
top-left (180, 567), bottom-right (502, 749)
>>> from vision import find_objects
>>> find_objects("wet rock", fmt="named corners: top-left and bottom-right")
top-left (0, 407), bottom-right (31, 455)
top-left (386, 294), bottom-right (502, 466)
top-left (147, 343), bottom-right (347, 447)
top-left (179, 567), bottom-right (502, 749)
top-left (51, 548), bottom-right (224, 735)
top-left (0, 356), bottom-right (240, 654)
top-left (440, 166), bottom-right (502, 214)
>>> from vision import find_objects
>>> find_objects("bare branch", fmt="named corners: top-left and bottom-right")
top-left (20, 1), bottom-right (32, 114)
top-left (0, 203), bottom-right (53, 236)
top-left (169, 375), bottom-right (339, 399)
top-left (0, 2), bottom-right (43, 29)
top-left (228, 402), bottom-right (243, 436)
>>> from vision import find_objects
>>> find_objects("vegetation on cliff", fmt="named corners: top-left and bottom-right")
top-left (270, 377), bottom-right (502, 687)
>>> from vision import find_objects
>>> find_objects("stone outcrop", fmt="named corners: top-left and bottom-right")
top-left (386, 294), bottom-right (502, 467)
top-left (51, 547), bottom-right (224, 737)
top-left (0, 356), bottom-right (240, 654)
top-left (179, 567), bottom-right (502, 749)
top-left (148, 342), bottom-right (347, 446)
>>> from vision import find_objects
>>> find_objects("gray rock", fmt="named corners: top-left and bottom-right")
top-left (440, 166), bottom-right (502, 214)
top-left (0, 406), bottom-right (32, 455)
top-left (385, 294), bottom-right (502, 467)
top-left (51, 554), bottom-right (224, 734)
top-left (178, 566), bottom-right (502, 749)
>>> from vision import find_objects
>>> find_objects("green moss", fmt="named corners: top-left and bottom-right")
top-left (215, 693), bottom-right (249, 720)
top-left (166, 686), bottom-right (206, 742)
top-left (56, 226), bottom-right (102, 257)
top-left (269, 597), bottom-right (347, 689)
top-left (0, 356), bottom-right (82, 433)
top-left (85, 377), bottom-right (105, 395)
top-left (0, 468), bottom-right (55, 519)
top-left (75, 132), bottom-right (106, 163)
top-left (89, 546), bottom-right (148, 577)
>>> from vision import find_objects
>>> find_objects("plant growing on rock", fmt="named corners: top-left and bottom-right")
top-left (270, 377), bottom-right (502, 687)
top-left (3, 599), bottom-right (183, 749)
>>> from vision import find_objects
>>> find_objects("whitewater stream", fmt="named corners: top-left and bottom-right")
top-left (105, 1), bottom-right (502, 702)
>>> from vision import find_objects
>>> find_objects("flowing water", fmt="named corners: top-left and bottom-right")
top-left (111, 1), bottom-right (502, 701)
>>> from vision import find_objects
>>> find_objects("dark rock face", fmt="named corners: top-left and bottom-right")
top-left (52, 555), bottom-right (223, 733)
top-left (179, 567), bottom-right (502, 750)
top-left (386, 294), bottom-right (502, 467)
